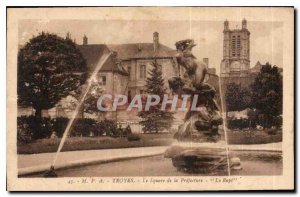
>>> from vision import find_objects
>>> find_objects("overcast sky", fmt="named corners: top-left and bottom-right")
top-left (19, 19), bottom-right (283, 74)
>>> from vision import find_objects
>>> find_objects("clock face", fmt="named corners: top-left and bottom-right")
top-left (230, 61), bottom-right (241, 72)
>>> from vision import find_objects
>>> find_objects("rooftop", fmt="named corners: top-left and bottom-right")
top-left (77, 44), bottom-right (128, 75)
top-left (107, 43), bottom-right (176, 60)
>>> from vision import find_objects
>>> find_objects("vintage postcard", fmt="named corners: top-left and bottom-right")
top-left (7, 7), bottom-right (294, 191)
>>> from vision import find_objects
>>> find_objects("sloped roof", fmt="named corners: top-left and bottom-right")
top-left (107, 43), bottom-right (176, 60)
top-left (77, 44), bottom-right (128, 75)
top-left (251, 61), bottom-right (262, 72)
top-left (250, 61), bottom-right (283, 74)
top-left (101, 55), bottom-right (129, 75)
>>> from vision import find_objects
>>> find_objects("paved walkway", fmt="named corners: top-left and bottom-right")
top-left (18, 146), bottom-right (168, 175)
top-left (18, 142), bottom-right (282, 176)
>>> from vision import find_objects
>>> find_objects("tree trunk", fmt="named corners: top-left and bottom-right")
top-left (35, 108), bottom-right (42, 118)
top-left (77, 106), bottom-right (84, 119)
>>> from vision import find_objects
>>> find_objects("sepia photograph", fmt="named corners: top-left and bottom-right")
top-left (6, 6), bottom-right (294, 191)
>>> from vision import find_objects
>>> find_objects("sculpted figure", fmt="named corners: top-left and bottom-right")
top-left (169, 39), bottom-right (222, 142)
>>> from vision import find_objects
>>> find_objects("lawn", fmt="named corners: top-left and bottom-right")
top-left (17, 133), bottom-right (175, 154)
top-left (227, 129), bottom-right (282, 144)
top-left (18, 129), bottom-right (282, 154)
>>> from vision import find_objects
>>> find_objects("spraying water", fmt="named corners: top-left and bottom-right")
top-left (50, 52), bottom-right (112, 168)
top-left (218, 75), bottom-right (231, 176)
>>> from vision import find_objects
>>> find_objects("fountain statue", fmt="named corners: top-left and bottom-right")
top-left (166, 39), bottom-right (241, 174)
top-left (169, 39), bottom-right (222, 142)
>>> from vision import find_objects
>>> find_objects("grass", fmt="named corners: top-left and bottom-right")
top-left (227, 129), bottom-right (282, 144)
top-left (18, 129), bottom-right (282, 154)
top-left (17, 133), bottom-right (175, 154)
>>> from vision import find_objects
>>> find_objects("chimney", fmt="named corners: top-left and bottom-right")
top-left (83, 34), bottom-right (88, 45)
top-left (242, 18), bottom-right (247, 29)
top-left (203, 58), bottom-right (209, 68)
top-left (224, 20), bottom-right (229, 31)
top-left (153, 32), bottom-right (159, 52)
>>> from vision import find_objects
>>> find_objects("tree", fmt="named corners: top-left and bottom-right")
top-left (18, 32), bottom-right (87, 117)
top-left (66, 79), bottom-right (105, 119)
top-left (138, 60), bottom-right (174, 133)
top-left (251, 63), bottom-right (283, 128)
top-left (83, 81), bottom-right (105, 119)
top-left (225, 82), bottom-right (251, 112)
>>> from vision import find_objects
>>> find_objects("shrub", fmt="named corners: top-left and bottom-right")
top-left (17, 116), bottom-right (33, 144)
top-left (17, 116), bottom-right (52, 140)
top-left (127, 133), bottom-right (141, 141)
top-left (17, 116), bottom-right (120, 144)
top-left (124, 125), bottom-right (132, 135)
top-left (227, 118), bottom-right (250, 130)
top-left (98, 119), bottom-right (118, 137)
top-left (267, 127), bottom-right (278, 135)
top-left (51, 117), bottom-right (69, 137)
top-left (71, 118), bottom-right (98, 137)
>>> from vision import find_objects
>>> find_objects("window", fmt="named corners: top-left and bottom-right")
top-left (237, 36), bottom-right (241, 54)
top-left (101, 76), bottom-right (106, 85)
top-left (128, 66), bottom-right (131, 78)
top-left (140, 65), bottom-right (146, 79)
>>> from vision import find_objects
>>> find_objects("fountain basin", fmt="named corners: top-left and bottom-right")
top-left (165, 143), bottom-right (240, 174)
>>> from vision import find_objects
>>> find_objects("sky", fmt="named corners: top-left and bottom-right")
top-left (19, 19), bottom-right (283, 75)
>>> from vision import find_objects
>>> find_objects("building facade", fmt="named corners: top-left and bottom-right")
top-left (107, 32), bottom-right (178, 99)
top-left (18, 31), bottom-right (215, 127)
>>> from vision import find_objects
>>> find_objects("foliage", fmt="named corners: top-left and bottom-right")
top-left (227, 118), bottom-right (251, 130)
top-left (51, 117), bottom-right (69, 137)
top-left (17, 116), bottom-right (52, 140)
top-left (127, 133), bottom-right (141, 141)
top-left (70, 118), bottom-right (98, 137)
top-left (124, 125), bottom-right (132, 135)
top-left (83, 81), bottom-right (105, 114)
top-left (18, 32), bottom-right (87, 117)
top-left (68, 79), bottom-right (106, 118)
top-left (17, 116), bottom-right (123, 142)
top-left (227, 130), bottom-right (282, 144)
top-left (17, 116), bottom-right (33, 144)
top-left (138, 60), bottom-right (174, 133)
top-left (98, 119), bottom-right (118, 137)
top-left (225, 83), bottom-right (251, 112)
top-left (251, 63), bottom-right (283, 128)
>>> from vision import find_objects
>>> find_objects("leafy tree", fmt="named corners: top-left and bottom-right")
top-left (138, 60), bottom-right (174, 133)
top-left (251, 63), bottom-right (282, 128)
top-left (18, 32), bottom-right (87, 117)
top-left (67, 79), bottom-right (105, 119)
top-left (64, 80), bottom-right (104, 120)
top-left (225, 82), bottom-right (251, 112)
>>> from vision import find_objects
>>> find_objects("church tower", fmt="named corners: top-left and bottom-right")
top-left (220, 19), bottom-right (250, 77)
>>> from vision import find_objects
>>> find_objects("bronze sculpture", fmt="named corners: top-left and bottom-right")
top-left (168, 39), bottom-right (223, 142)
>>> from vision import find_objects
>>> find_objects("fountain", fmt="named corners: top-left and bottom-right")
top-left (165, 39), bottom-right (241, 175)
top-left (44, 52), bottom-right (112, 177)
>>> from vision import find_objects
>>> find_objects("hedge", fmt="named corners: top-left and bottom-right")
top-left (17, 116), bottom-right (132, 143)
top-left (227, 116), bottom-right (282, 130)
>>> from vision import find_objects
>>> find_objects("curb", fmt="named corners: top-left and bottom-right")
top-left (18, 143), bottom-right (282, 176)
top-left (18, 152), bottom-right (163, 176)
